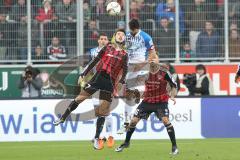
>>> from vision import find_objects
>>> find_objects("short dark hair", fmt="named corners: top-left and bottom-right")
top-left (98, 32), bottom-right (108, 39)
top-left (115, 28), bottom-right (126, 35)
top-left (129, 19), bottom-right (140, 30)
top-left (160, 16), bottom-right (169, 21)
top-left (196, 64), bottom-right (206, 74)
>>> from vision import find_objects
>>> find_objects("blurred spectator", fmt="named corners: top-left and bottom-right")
top-left (18, 65), bottom-right (43, 98)
top-left (10, 0), bottom-right (27, 22)
top-left (55, 0), bottom-right (76, 22)
top-left (0, 11), bottom-right (8, 59)
top-left (84, 20), bottom-right (99, 51)
top-left (40, 71), bottom-right (65, 97)
top-left (139, 0), bottom-right (157, 20)
top-left (130, 1), bottom-right (140, 20)
top-left (154, 17), bottom-right (175, 58)
top-left (185, 0), bottom-right (208, 53)
top-left (230, 22), bottom-right (238, 31)
top-left (117, 20), bottom-right (125, 30)
top-left (229, 0), bottom-right (240, 18)
top-left (35, 0), bottom-right (57, 23)
top-left (180, 42), bottom-right (195, 60)
top-left (47, 36), bottom-right (67, 60)
top-left (196, 21), bottom-right (222, 58)
top-left (17, 21), bottom-right (38, 60)
top-left (92, 0), bottom-right (121, 36)
top-left (83, 1), bottom-right (91, 24)
top-left (32, 44), bottom-right (45, 61)
top-left (186, 64), bottom-right (213, 96)
top-left (218, 0), bottom-right (240, 29)
top-left (0, 0), bottom-right (14, 13)
top-left (0, 32), bottom-right (7, 60)
top-left (55, 0), bottom-right (77, 47)
top-left (229, 29), bottom-right (240, 57)
top-left (156, 0), bottom-right (185, 34)
top-left (91, 0), bottom-right (105, 20)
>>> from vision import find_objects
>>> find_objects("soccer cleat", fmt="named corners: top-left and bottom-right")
top-left (53, 118), bottom-right (64, 126)
top-left (93, 138), bottom-right (104, 150)
top-left (115, 142), bottom-right (130, 152)
top-left (170, 146), bottom-right (179, 155)
top-left (107, 136), bottom-right (115, 148)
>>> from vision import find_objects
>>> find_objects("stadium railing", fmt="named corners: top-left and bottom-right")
top-left (0, 0), bottom-right (239, 64)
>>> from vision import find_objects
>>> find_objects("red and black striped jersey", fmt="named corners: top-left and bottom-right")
top-left (82, 43), bottom-right (128, 83)
top-left (143, 69), bottom-right (177, 103)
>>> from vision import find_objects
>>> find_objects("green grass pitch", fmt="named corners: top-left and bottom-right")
top-left (0, 139), bottom-right (240, 160)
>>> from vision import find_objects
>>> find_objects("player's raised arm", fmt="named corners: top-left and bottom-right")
top-left (81, 46), bottom-right (107, 76)
top-left (164, 69), bottom-right (178, 103)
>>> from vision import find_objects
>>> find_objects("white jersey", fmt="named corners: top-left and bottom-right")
top-left (89, 47), bottom-right (102, 60)
top-left (126, 30), bottom-right (154, 64)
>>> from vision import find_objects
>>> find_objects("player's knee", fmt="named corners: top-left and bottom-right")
top-left (75, 95), bottom-right (87, 103)
top-left (129, 118), bottom-right (139, 128)
top-left (95, 100), bottom-right (111, 117)
top-left (162, 117), bottom-right (170, 125)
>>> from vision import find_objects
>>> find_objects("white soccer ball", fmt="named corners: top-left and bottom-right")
top-left (106, 2), bottom-right (121, 16)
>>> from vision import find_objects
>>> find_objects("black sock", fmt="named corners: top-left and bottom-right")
top-left (95, 117), bottom-right (105, 139)
top-left (165, 123), bottom-right (177, 147)
top-left (61, 100), bottom-right (79, 120)
top-left (125, 127), bottom-right (135, 143)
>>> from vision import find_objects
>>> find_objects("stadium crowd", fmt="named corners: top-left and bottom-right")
top-left (0, 0), bottom-right (240, 62)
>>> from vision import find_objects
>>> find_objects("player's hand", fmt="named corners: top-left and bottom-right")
top-left (78, 74), bottom-right (85, 86)
top-left (170, 97), bottom-right (176, 105)
top-left (118, 82), bottom-right (123, 91)
top-left (235, 74), bottom-right (240, 83)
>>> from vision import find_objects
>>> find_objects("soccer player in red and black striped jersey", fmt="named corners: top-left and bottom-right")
top-left (115, 56), bottom-right (179, 155)
top-left (53, 29), bottom-right (128, 150)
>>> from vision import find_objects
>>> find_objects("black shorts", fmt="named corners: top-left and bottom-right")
top-left (83, 71), bottom-right (113, 102)
top-left (133, 101), bottom-right (169, 120)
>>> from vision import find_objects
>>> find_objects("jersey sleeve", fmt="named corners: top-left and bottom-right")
top-left (143, 33), bottom-right (154, 51)
top-left (81, 46), bottom-right (106, 76)
top-left (164, 71), bottom-right (178, 89)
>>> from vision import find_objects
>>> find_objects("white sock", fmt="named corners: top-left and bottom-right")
top-left (105, 115), bottom-right (113, 137)
top-left (124, 104), bottom-right (133, 123)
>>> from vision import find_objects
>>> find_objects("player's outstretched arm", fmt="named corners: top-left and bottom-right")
top-left (148, 47), bottom-right (158, 62)
top-left (164, 71), bottom-right (178, 105)
top-left (81, 46), bottom-right (106, 76)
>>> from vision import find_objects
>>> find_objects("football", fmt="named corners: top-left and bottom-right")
top-left (106, 2), bottom-right (121, 16)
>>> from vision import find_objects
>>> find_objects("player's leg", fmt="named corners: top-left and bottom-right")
top-left (93, 91), bottom-right (112, 150)
top-left (116, 102), bottom-right (149, 152)
top-left (115, 116), bottom-right (140, 152)
top-left (157, 103), bottom-right (178, 155)
top-left (117, 89), bottom-right (141, 134)
top-left (105, 114), bottom-right (115, 148)
top-left (53, 89), bottom-right (94, 125)
top-left (53, 73), bottom-right (99, 126)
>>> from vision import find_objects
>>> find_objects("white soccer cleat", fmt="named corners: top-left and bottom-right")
top-left (53, 118), bottom-right (64, 126)
top-left (170, 146), bottom-right (179, 155)
top-left (115, 142), bottom-right (129, 152)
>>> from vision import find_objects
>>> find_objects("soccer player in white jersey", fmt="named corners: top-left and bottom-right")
top-left (88, 33), bottom-right (115, 148)
top-left (117, 19), bottom-right (158, 134)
